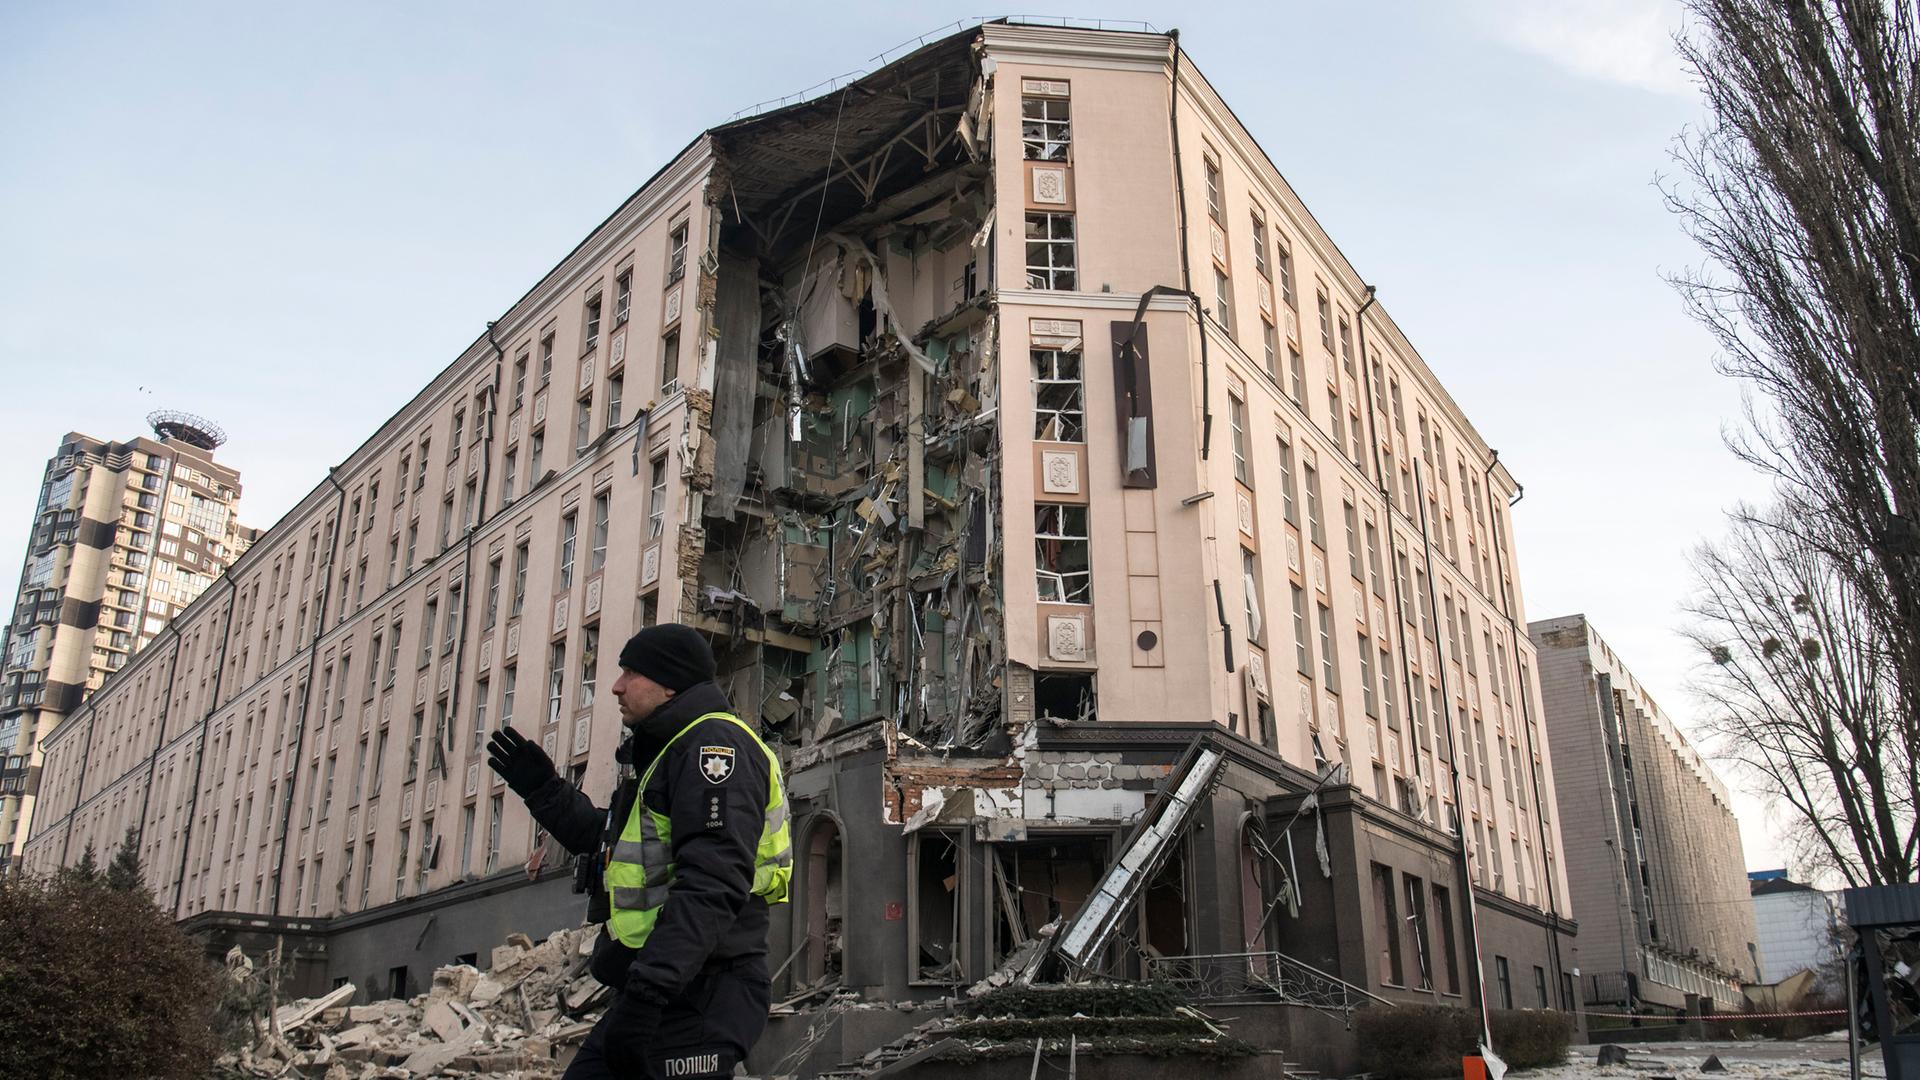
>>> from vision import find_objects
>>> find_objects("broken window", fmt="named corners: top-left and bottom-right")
top-left (547, 639), bottom-right (566, 725)
top-left (647, 457), bottom-right (668, 539)
top-left (1034, 504), bottom-right (1090, 603)
top-left (994, 838), bottom-right (1104, 968)
top-left (614, 270), bottom-right (632, 326)
top-left (1242, 548), bottom-right (1263, 644)
top-left (1031, 348), bottom-right (1084, 442)
top-left (1034, 672), bottom-right (1095, 723)
top-left (1142, 846), bottom-right (1189, 958)
top-left (559, 513), bottom-right (577, 589)
top-left (1024, 212), bottom-right (1077, 291)
top-left (911, 831), bottom-right (962, 983)
top-left (1405, 873), bottom-right (1433, 990)
top-left (1021, 93), bottom-right (1071, 161)
top-left (579, 627), bottom-right (597, 711)
top-left (660, 329), bottom-right (680, 394)
top-left (590, 491), bottom-right (610, 572)
top-left (1372, 862), bottom-right (1404, 985)
top-left (666, 222), bottom-right (688, 285)
top-left (584, 294), bottom-right (602, 353)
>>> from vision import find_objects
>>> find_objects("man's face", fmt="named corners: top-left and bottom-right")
top-left (612, 668), bottom-right (676, 727)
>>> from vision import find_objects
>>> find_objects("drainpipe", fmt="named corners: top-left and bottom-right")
top-left (438, 326), bottom-right (506, 798)
top-left (171, 571), bottom-right (240, 916)
top-left (1482, 453), bottom-right (1568, 1006)
top-left (267, 469), bottom-right (349, 917)
top-left (1163, 33), bottom-right (1213, 460)
top-left (1414, 458), bottom-right (1492, 1049)
top-left (130, 621), bottom-right (185, 853)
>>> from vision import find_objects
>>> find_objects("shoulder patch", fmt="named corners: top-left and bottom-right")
top-left (698, 745), bottom-right (736, 785)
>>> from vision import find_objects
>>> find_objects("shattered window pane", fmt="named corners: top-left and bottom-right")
top-left (1021, 95), bottom-right (1071, 161)
top-left (1034, 504), bottom-right (1090, 603)
top-left (1025, 212), bottom-right (1076, 291)
top-left (1031, 348), bottom-right (1084, 442)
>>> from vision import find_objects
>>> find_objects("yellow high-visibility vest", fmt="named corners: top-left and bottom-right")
top-left (604, 712), bottom-right (791, 949)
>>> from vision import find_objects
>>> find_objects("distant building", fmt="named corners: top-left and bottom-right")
top-left (1750, 871), bottom-right (1843, 988)
top-left (0, 414), bottom-right (249, 871)
top-left (1532, 614), bottom-right (1756, 1012)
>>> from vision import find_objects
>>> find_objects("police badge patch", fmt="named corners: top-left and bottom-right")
top-left (698, 745), bottom-right (736, 785)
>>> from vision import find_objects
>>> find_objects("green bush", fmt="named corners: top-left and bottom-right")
top-left (1354, 1005), bottom-right (1574, 1078)
top-left (0, 867), bottom-right (221, 1079)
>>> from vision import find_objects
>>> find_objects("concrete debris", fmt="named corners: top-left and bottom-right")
top-left (217, 926), bottom-right (600, 1078)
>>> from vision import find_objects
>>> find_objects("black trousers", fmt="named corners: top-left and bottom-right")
top-left (564, 965), bottom-right (772, 1080)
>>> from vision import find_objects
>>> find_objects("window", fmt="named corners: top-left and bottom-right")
top-left (1373, 863), bottom-right (1403, 985)
top-left (1433, 885), bottom-right (1459, 993)
top-left (1317, 604), bottom-right (1337, 691)
top-left (460, 804), bottom-right (476, 877)
top-left (605, 374), bottom-right (623, 430)
top-left (406, 708), bottom-right (424, 776)
top-left (574, 394), bottom-right (592, 457)
top-left (443, 583), bottom-right (461, 654)
top-left (440, 493), bottom-right (454, 551)
top-left (1262, 320), bottom-right (1278, 377)
top-left (1228, 392), bottom-right (1249, 484)
top-left (579, 627), bottom-right (598, 710)
top-left (1359, 634), bottom-right (1377, 717)
top-left (1214, 267), bottom-right (1232, 332)
top-left (415, 440), bottom-right (430, 489)
top-left (559, 514), bottom-right (577, 589)
top-left (1339, 313), bottom-right (1355, 377)
top-left (1024, 212), bottom-right (1077, 290)
top-left (1329, 388), bottom-right (1346, 451)
top-left (1495, 956), bottom-right (1513, 1009)
top-left (539, 333), bottom-right (554, 384)
top-left (1288, 345), bottom-right (1305, 405)
top-left (386, 537), bottom-right (399, 587)
top-left (1032, 348), bottom-right (1084, 442)
top-left (501, 450), bottom-right (518, 503)
top-left (648, 458), bottom-right (668, 538)
top-left (1292, 585), bottom-right (1311, 677)
top-left (1405, 875), bottom-right (1433, 990)
top-left (1343, 500), bottom-right (1361, 580)
top-left (512, 354), bottom-right (527, 411)
top-left (511, 542), bottom-right (528, 616)
top-left (660, 330), bottom-right (680, 394)
top-left (1304, 456), bottom-right (1325, 548)
top-left (590, 492), bottom-right (610, 572)
top-left (450, 410), bottom-right (465, 456)
top-left (1021, 91), bottom-right (1071, 160)
top-left (666, 223), bottom-right (688, 285)
top-left (384, 624), bottom-right (401, 687)
top-left (1366, 522), bottom-right (1384, 597)
top-left (486, 795), bottom-right (503, 874)
top-left (501, 665), bottom-right (517, 726)
top-left (1034, 504), bottom-right (1091, 603)
top-left (547, 640), bottom-right (566, 724)
top-left (1316, 290), bottom-right (1333, 354)
top-left (1204, 156), bottom-right (1223, 222)
top-left (420, 597), bottom-right (438, 667)
top-left (529, 432), bottom-right (544, 482)
top-left (1242, 548), bottom-right (1262, 643)
top-left (583, 294), bottom-right (602, 353)
top-left (1251, 213), bottom-right (1269, 279)
top-left (1277, 436), bottom-right (1298, 525)
top-left (614, 270), bottom-right (632, 326)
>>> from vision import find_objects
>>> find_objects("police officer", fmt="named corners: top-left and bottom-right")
top-left (487, 623), bottom-right (790, 1080)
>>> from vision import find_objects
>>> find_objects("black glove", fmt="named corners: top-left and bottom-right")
top-left (602, 988), bottom-right (665, 1073)
top-left (486, 726), bottom-right (557, 797)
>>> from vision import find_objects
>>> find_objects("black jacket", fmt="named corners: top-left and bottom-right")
top-left (522, 681), bottom-right (773, 997)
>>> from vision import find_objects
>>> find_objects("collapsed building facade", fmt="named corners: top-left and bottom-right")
top-left (19, 21), bottom-right (1577, 1073)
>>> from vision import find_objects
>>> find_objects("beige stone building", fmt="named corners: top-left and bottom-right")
top-left (1531, 614), bottom-right (1756, 1011)
top-left (0, 416), bottom-right (251, 871)
top-left (22, 22), bottom-right (1577, 1069)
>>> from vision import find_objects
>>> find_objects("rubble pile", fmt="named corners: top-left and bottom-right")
top-left (812, 984), bottom-right (1261, 1080)
top-left (219, 928), bottom-right (608, 1079)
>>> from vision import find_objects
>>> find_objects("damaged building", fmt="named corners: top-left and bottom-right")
top-left (19, 20), bottom-right (1577, 1076)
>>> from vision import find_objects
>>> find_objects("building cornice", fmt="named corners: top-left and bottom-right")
top-left (979, 23), bottom-right (1173, 74)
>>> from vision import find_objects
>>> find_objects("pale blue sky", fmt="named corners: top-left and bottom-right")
top-left (0, 2), bottom-right (1785, 867)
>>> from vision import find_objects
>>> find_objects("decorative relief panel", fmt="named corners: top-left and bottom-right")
top-left (541, 731), bottom-right (559, 760)
top-left (610, 332), bottom-right (626, 370)
top-left (1368, 721), bottom-right (1381, 759)
top-left (425, 777), bottom-right (439, 809)
top-left (1353, 586), bottom-right (1367, 626)
top-left (584, 577), bottom-right (603, 617)
top-left (415, 673), bottom-right (428, 705)
top-left (664, 288), bottom-right (683, 326)
top-left (505, 623), bottom-right (521, 659)
top-left (641, 544), bottom-right (661, 587)
top-left (479, 638), bottom-right (492, 670)
top-left (1022, 78), bottom-right (1070, 96)
top-left (1246, 651), bottom-right (1269, 700)
top-left (439, 662), bottom-right (452, 694)
top-left (579, 358), bottom-right (595, 392)
top-left (466, 763), bottom-right (480, 797)
top-left (1311, 553), bottom-right (1327, 592)
top-left (1041, 450), bottom-right (1079, 495)
top-left (1031, 167), bottom-right (1068, 205)
top-left (1236, 492), bottom-right (1254, 537)
top-left (1322, 693), bottom-right (1340, 734)
top-left (1297, 684), bottom-right (1313, 726)
top-left (510, 416), bottom-right (523, 444)
top-left (552, 595), bottom-right (569, 634)
top-left (533, 392), bottom-right (548, 425)
top-left (1256, 277), bottom-right (1273, 314)
top-left (1286, 533), bottom-right (1302, 573)
top-left (1209, 222), bottom-right (1227, 263)
top-left (401, 787), bottom-right (415, 819)
top-left (1029, 318), bottom-right (1082, 348)
top-left (1284, 308), bottom-right (1301, 346)
top-left (1373, 599), bottom-right (1390, 635)
top-left (1046, 615), bottom-right (1087, 662)
top-left (573, 716), bottom-right (591, 755)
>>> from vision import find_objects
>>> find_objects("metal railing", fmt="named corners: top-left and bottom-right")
top-left (1144, 950), bottom-right (1396, 1021)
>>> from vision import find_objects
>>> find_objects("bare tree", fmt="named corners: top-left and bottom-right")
top-left (1688, 502), bottom-right (1917, 885)
top-left (1670, 0), bottom-right (1920, 881)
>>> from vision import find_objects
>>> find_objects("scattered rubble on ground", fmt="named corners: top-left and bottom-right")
top-left (217, 927), bottom-right (607, 1078)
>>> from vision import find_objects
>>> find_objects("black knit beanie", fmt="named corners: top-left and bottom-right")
top-left (618, 623), bottom-right (715, 692)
